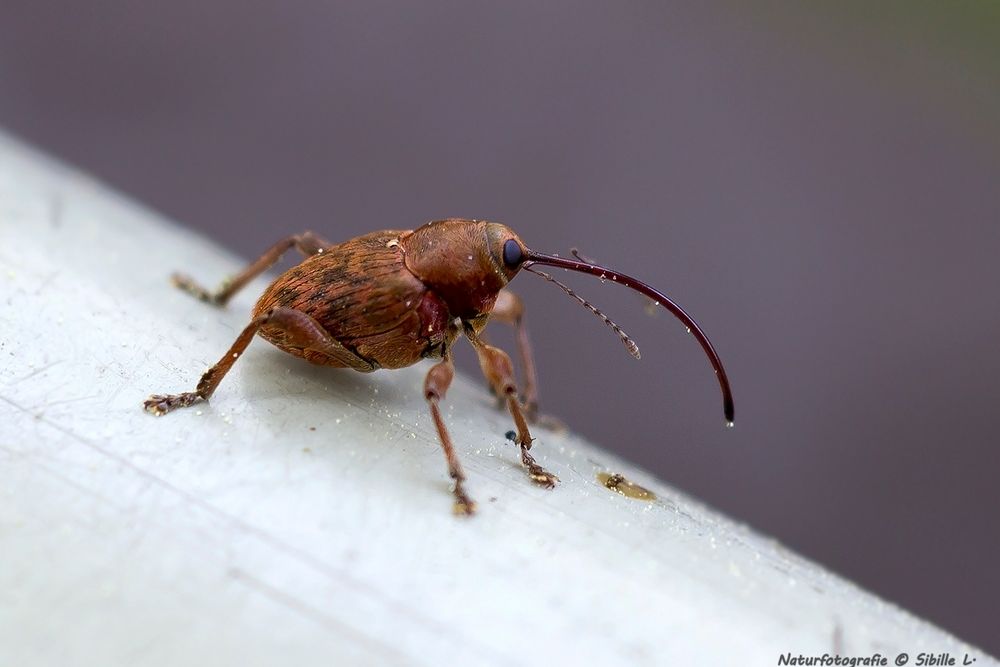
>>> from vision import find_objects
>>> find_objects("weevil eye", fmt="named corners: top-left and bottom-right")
top-left (502, 239), bottom-right (524, 268)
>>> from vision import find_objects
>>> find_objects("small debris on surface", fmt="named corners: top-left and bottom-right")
top-left (504, 430), bottom-right (516, 442)
top-left (597, 472), bottom-right (656, 501)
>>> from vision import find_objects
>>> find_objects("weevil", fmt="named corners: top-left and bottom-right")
top-left (144, 218), bottom-right (734, 515)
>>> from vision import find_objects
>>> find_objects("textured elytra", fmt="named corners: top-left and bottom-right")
top-left (253, 229), bottom-right (453, 370)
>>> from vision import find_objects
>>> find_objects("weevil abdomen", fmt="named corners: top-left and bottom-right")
top-left (253, 230), bottom-right (453, 369)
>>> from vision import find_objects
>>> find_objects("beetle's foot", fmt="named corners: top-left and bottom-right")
top-left (452, 483), bottom-right (477, 516)
top-left (170, 272), bottom-right (226, 306)
top-left (144, 392), bottom-right (203, 416)
top-left (521, 447), bottom-right (558, 489)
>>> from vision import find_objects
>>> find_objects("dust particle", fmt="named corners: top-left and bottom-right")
top-left (597, 472), bottom-right (656, 501)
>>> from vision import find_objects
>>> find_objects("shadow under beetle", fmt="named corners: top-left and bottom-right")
top-left (145, 218), bottom-right (733, 515)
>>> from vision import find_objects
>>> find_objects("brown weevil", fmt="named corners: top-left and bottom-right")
top-left (144, 218), bottom-right (734, 515)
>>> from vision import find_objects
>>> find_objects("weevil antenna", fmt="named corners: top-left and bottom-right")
top-left (523, 249), bottom-right (735, 425)
top-left (522, 264), bottom-right (640, 360)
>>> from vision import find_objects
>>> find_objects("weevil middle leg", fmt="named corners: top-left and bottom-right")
top-left (423, 352), bottom-right (477, 515)
top-left (465, 326), bottom-right (558, 489)
top-left (172, 231), bottom-right (333, 306)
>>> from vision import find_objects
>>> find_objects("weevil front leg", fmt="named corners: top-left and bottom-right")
top-left (488, 289), bottom-right (539, 418)
top-left (488, 289), bottom-right (566, 432)
top-left (465, 326), bottom-right (558, 489)
top-left (423, 353), bottom-right (477, 515)
top-left (144, 306), bottom-right (373, 415)
top-left (172, 231), bottom-right (334, 306)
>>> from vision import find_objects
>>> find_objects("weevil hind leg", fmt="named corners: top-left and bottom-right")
top-left (423, 353), bottom-right (477, 515)
top-left (465, 326), bottom-right (558, 489)
top-left (144, 306), bottom-right (372, 416)
top-left (172, 231), bottom-right (334, 307)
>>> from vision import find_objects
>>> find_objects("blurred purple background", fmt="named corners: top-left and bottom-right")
top-left (2, 1), bottom-right (998, 652)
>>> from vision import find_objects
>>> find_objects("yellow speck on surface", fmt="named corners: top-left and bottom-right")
top-left (597, 472), bottom-right (656, 501)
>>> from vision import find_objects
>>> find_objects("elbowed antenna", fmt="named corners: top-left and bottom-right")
top-left (522, 265), bottom-right (641, 360)
top-left (523, 249), bottom-right (735, 425)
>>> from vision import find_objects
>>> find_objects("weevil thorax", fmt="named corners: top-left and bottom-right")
top-left (401, 219), bottom-right (525, 320)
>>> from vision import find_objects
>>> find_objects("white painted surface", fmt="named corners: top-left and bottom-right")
top-left (0, 132), bottom-right (992, 666)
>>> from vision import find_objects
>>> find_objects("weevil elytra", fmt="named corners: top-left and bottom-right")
top-left (144, 218), bottom-right (734, 515)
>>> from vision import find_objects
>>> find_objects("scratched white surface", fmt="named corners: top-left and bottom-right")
top-left (0, 132), bottom-right (992, 667)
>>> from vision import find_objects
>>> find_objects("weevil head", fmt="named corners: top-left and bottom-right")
top-left (402, 219), bottom-right (527, 319)
top-left (402, 217), bottom-right (735, 424)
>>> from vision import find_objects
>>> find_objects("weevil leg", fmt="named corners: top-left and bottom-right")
top-left (489, 289), bottom-right (566, 431)
top-left (424, 353), bottom-right (476, 516)
top-left (465, 326), bottom-right (558, 489)
top-left (144, 306), bottom-right (373, 415)
top-left (488, 289), bottom-right (538, 416)
top-left (172, 231), bottom-right (334, 306)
